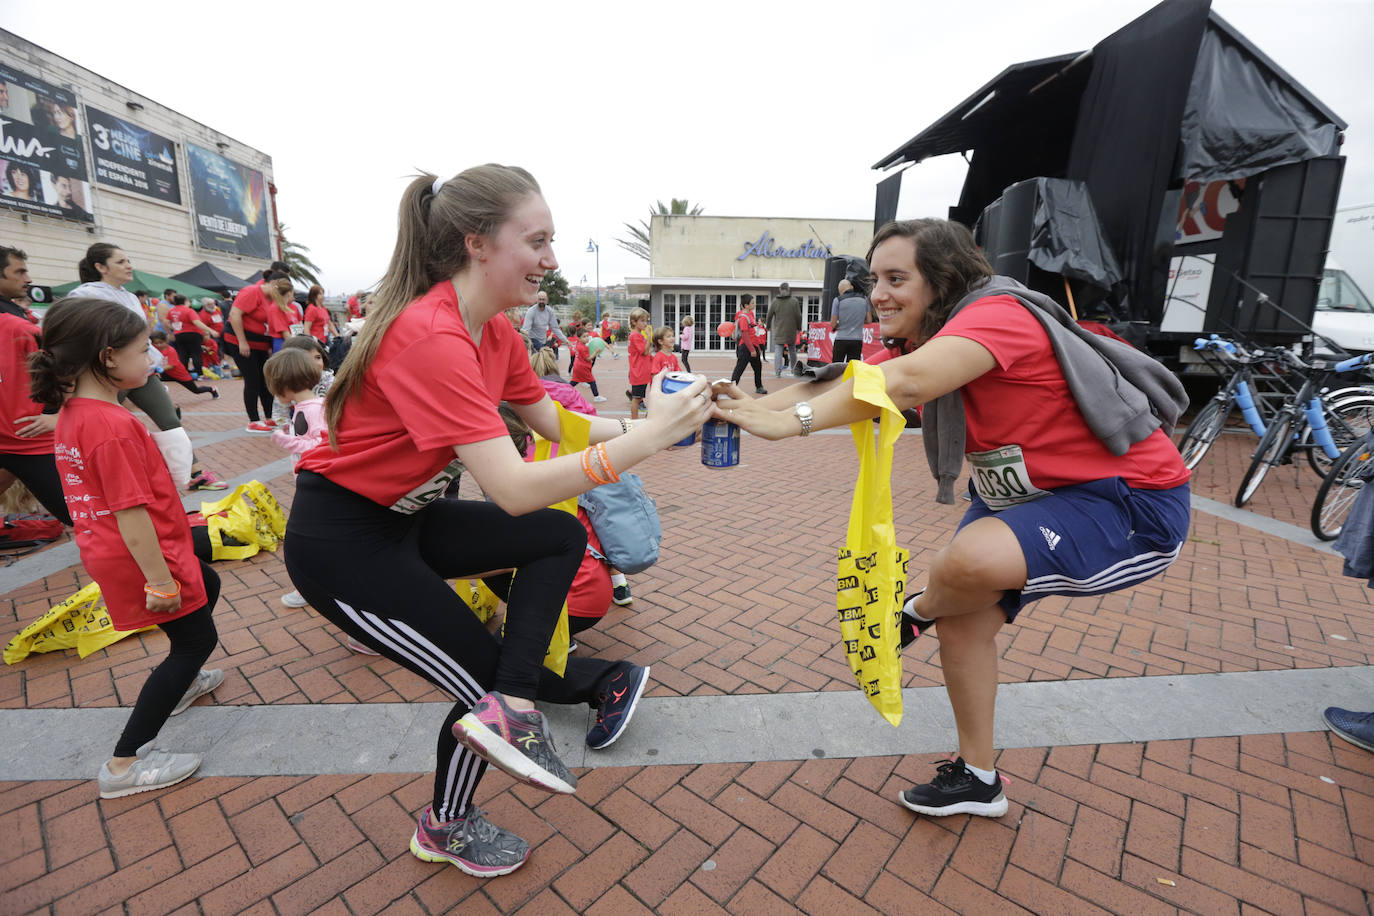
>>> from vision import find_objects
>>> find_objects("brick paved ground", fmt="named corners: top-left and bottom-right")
top-left (3, 352), bottom-right (1372, 914)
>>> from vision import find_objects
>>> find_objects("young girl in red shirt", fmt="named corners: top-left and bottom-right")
top-left (625, 307), bottom-right (651, 419)
top-left (150, 331), bottom-right (218, 399)
top-left (31, 298), bottom-right (223, 799)
top-left (649, 326), bottom-right (681, 375)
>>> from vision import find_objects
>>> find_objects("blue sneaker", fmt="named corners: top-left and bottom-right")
top-left (586, 662), bottom-right (650, 749)
top-left (1324, 707), bottom-right (1374, 752)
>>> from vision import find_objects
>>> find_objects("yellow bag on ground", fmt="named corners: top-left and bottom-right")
top-left (4, 582), bottom-right (154, 664)
top-left (201, 481), bottom-right (286, 560)
top-left (461, 578), bottom-right (502, 624)
top-left (836, 360), bottom-right (909, 727)
top-left (523, 403), bottom-right (592, 677)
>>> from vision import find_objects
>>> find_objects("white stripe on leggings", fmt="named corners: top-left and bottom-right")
top-left (334, 600), bottom-right (486, 820)
top-left (1022, 543), bottom-right (1183, 596)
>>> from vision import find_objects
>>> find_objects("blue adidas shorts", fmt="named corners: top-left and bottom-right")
top-left (957, 476), bottom-right (1191, 621)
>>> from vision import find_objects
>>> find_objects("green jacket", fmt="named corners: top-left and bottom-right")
top-left (766, 294), bottom-right (803, 339)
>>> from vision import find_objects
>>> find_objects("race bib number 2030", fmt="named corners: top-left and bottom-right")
top-left (967, 445), bottom-right (1048, 510)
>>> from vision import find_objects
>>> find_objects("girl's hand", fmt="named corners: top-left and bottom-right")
top-left (641, 369), bottom-right (712, 448)
top-left (145, 590), bottom-right (182, 614)
top-left (709, 383), bottom-right (797, 441)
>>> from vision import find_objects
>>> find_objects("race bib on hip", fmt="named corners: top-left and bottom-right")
top-left (289, 322), bottom-right (305, 337)
top-left (389, 459), bottom-right (463, 514)
top-left (967, 445), bottom-right (1048, 510)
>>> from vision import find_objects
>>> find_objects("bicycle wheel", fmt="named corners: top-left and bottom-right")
top-left (1305, 394), bottom-right (1374, 477)
top-left (1311, 437), bottom-right (1374, 540)
top-left (1177, 399), bottom-right (1230, 470)
top-left (1235, 414), bottom-right (1293, 508)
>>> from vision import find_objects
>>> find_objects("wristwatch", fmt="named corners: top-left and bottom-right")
top-left (794, 401), bottom-right (814, 437)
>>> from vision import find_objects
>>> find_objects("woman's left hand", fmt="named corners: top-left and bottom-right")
top-left (709, 381), bottom-right (796, 441)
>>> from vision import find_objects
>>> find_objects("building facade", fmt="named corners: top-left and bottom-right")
top-left (626, 214), bottom-right (872, 351)
top-left (0, 30), bottom-right (277, 290)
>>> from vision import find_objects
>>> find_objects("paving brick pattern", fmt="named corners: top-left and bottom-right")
top-left (3, 353), bottom-right (1373, 912)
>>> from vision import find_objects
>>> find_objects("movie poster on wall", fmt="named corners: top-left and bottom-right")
top-left (186, 143), bottom-right (270, 259)
top-left (85, 106), bottom-right (181, 205)
top-left (0, 62), bottom-right (93, 222)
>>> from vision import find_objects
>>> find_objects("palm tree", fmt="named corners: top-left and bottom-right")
top-left (277, 223), bottom-right (323, 288)
top-left (616, 198), bottom-right (704, 262)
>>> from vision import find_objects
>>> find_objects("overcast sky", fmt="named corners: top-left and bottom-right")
top-left (7, 0), bottom-right (1372, 293)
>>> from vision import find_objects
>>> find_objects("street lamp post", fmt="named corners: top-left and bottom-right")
top-left (586, 238), bottom-right (600, 326)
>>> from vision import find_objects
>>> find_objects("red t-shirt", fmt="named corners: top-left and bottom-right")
top-left (570, 339), bottom-right (596, 384)
top-left (225, 282), bottom-right (272, 351)
top-left (266, 300), bottom-right (304, 339)
top-left (600, 318), bottom-right (612, 340)
top-left (650, 351), bottom-right (680, 375)
top-left (868, 296), bottom-right (1189, 491)
top-left (303, 303), bottom-right (331, 342)
top-left (166, 305), bottom-right (199, 335)
top-left (298, 280), bottom-right (546, 511)
top-left (203, 306), bottom-right (225, 333)
top-left (735, 310), bottom-right (765, 352)
top-left (627, 330), bottom-right (651, 385)
top-left (55, 398), bottom-right (207, 629)
top-left (0, 313), bottom-right (52, 456)
top-left (157, 344), bottom-right (191, 382)
top-left (347, 296), bottom-right (361, 320)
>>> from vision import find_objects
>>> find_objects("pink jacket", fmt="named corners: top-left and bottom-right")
top-left (271, 397), bottom-right (327, 463)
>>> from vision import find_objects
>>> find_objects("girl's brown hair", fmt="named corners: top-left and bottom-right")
top-left (29, 298), bottom-right (147, 408)
top-left (307, 285), bottom-right (324, 305)
top-left (653, 326), bottom-right (674, 351)
top-left (530, 346), bottom-right (560, 378)
top-left (325, 164), bottom-right (541, 446)
top-left (263, 347), bottom-right (322, 400)
top-left (866, 219), bottom-right (993, 344)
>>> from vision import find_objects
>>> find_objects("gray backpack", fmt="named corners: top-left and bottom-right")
top-left (577, 473), bottom-right (661, 574)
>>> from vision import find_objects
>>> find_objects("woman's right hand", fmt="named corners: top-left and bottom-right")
top-left (641, 369), bottom-right (712, 448)
top-left (239, 343), bottom-right (250, 357)
top-left (146, 591), bottom-right (182, 614)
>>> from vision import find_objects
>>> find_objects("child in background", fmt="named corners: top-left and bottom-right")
top-left (166, 294), bottom-right (217, 379)
top-left (200, 336), bottom-right (223, 380)
top-left (32, 298), bottom-right (223, 798)
top-left (263, 348), bottom-right (326, 612)
top-left (679, 315), bottom-right (695, 374)
top-left (625, 307), bottom-right (651, 420)
top-left (282, 334), bottom-right (336, 398)
top-left (569, 328), bottom-right (605, 402)
top-left (150, 331), bottom-right (218, 399)
top-left (650, 326), bottom-right (680, 375)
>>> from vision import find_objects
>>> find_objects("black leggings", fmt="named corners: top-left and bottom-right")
top-left (730, 344), bottom-right (763, 389)
top-left (174, 333), bottom-right (204, 377)
top-left (680, 350), bottom-right (692, 374)
top-left (832, 338), bottom-right (863, 363)
top-left (167, 377), bottom-right (216, 396)
top-left (285, 471), bottom-right (595, 821)
top-left (0, 451), bottom-right (72, 525)
top-left (113, 562), bottom-right (220, 757)
top-left (230, 348), bottom-right (272, 422)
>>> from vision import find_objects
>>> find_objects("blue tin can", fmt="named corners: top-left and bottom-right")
top-left (700, 419), bottom-right (741, 468)
top-left (661, 371), bottom-right (699, 446)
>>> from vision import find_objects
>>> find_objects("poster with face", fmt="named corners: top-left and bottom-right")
top-left (85, 106), bottom-right (181, 205)
top-left (186, 143), bottom-right (270, 259)
top-left (0, 62), bottom-right (93, 222)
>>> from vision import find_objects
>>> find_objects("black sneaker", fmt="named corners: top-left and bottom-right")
top-left (898, 757), bottom-right (1008, 817)
top-left (612, 583), bottom-right (632, 606)
top-left (586, 662), bottom-right (650, 749)
top-left (899, 589), bottom-right (934, 650)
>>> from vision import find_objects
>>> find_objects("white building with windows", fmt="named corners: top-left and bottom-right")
top-left (626, 214), bottom-right (872, 351)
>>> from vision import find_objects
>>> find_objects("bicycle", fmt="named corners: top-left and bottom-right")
top-left (1311, 429), bottom-right (1374, 540)
top-left (1176, 336), bottom-right (1287, 470)
top-left (1235, 350), bottom-right (1374, 508)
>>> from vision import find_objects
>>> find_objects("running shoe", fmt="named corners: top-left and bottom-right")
top-left (900, 589), bottom-right (935, 650)
top-left (452, 692), bottom-right (578, 794)
top-left (98, 750), bottom-right (201, 799)
top-left (1324, 707), bottom-right (1374, 753)
top-left (593, 395), bottom-right (608, 402)
top-left (346, 636), bottom-right (380, 656)
top-left (171, 668), bottom-right (223, 716)
top-left (755, 387), bottom-right (768, 395)
top-left (612, 583), bottom-right (632, 606)
top-left (409, 804), bottom-right (529, 877)
top-left (281, 590), bottom-right (308, 608)
top-left (209, 387), bottom-right (220, 400)
top-left (187, 469), bottom-right (229, 491)
top-left (897, 757), bottom-right (1008, 817)
top-left (246, 420), bottom-right (276, 432)
top-left (586, 662), bottom-right (650, 749)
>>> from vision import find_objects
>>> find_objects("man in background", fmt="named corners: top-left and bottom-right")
top-left (766, 281), bottom-right (803, 377)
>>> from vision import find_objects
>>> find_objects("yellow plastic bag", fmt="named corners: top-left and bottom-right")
top-left (461, 578), bottom-right (502, 624)
top-left (4, 583), bottom-right (154, 664)
top-left (836, 360), bottom-right (909, 727)
top-left (201, 481), bottom-right (287, 561)
top-left (523, 403), bottom-right (592, 677)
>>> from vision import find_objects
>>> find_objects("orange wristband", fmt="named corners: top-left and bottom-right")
top-left (144, 580), bottom-right (181, 600)
top-left (582, 447), bottom-right (610, 485)
top-left (594, 442), bottom-right (620, 483)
